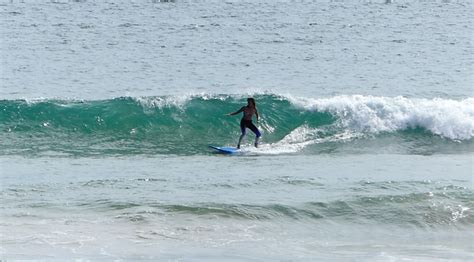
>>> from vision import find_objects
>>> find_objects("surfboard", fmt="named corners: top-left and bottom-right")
top-left (208, 145), bottom-right (238, 154)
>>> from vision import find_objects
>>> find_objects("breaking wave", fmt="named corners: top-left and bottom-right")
top-left (0, 94), bottom-right (472, 156)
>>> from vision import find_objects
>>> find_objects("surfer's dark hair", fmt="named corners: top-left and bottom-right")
top-left (247, 97), bottom-right (256, 108)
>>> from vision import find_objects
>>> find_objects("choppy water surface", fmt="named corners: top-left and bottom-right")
top-left (1, 0), bottom-right (472, 99)
top-left (1, 0), bottom-right (473, 260)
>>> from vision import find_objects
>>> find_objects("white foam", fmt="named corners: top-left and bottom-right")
top-left (237, 126), bottom-right (312, 155)
top-left (284, 95), bottom-right (474, 140)
top-left (133, 93), bottom-right (240, 109)
top-left (133, 95), bottom-right (192, 110)
top-left (242, 126), bottom-right (360, 155)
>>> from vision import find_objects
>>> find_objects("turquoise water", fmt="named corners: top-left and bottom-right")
top-left (1, 0), bottom-right (473, 260)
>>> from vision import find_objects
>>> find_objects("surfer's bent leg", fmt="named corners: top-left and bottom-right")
top-left (247, 122), bottom-right (261, 148)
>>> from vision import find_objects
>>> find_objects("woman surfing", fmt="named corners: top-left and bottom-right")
top-left (227, 97), bottom-right (261, 149)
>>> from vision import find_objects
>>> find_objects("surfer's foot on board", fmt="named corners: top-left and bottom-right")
top-left (254, 136), bottom-right (259, 148)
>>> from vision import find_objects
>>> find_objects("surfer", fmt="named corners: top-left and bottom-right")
top-left (227, 97), bottom-right (261, 149)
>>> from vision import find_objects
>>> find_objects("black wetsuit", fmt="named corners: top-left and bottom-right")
top-left (240, 119), bottom-right (261, 137)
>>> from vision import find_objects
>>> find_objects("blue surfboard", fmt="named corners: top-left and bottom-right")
top-left (208, 145), bottom-right (238, 154)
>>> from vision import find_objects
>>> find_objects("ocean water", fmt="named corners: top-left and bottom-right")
top-left (1, 0), bottom-right (473, 261)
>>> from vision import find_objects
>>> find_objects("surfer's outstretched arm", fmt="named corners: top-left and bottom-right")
top-left (227, 107), bottom-right (244, 116)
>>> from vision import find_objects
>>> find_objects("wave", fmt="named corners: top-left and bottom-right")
top-left (3, 176), bottom-right (471, 227)
top-left (15, 191), bottom-right (472, 227)
top-left (0, 94), bottom-right (472, 156)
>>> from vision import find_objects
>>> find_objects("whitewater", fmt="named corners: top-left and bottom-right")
top-left (1, 0), bottom-right (473, 261)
